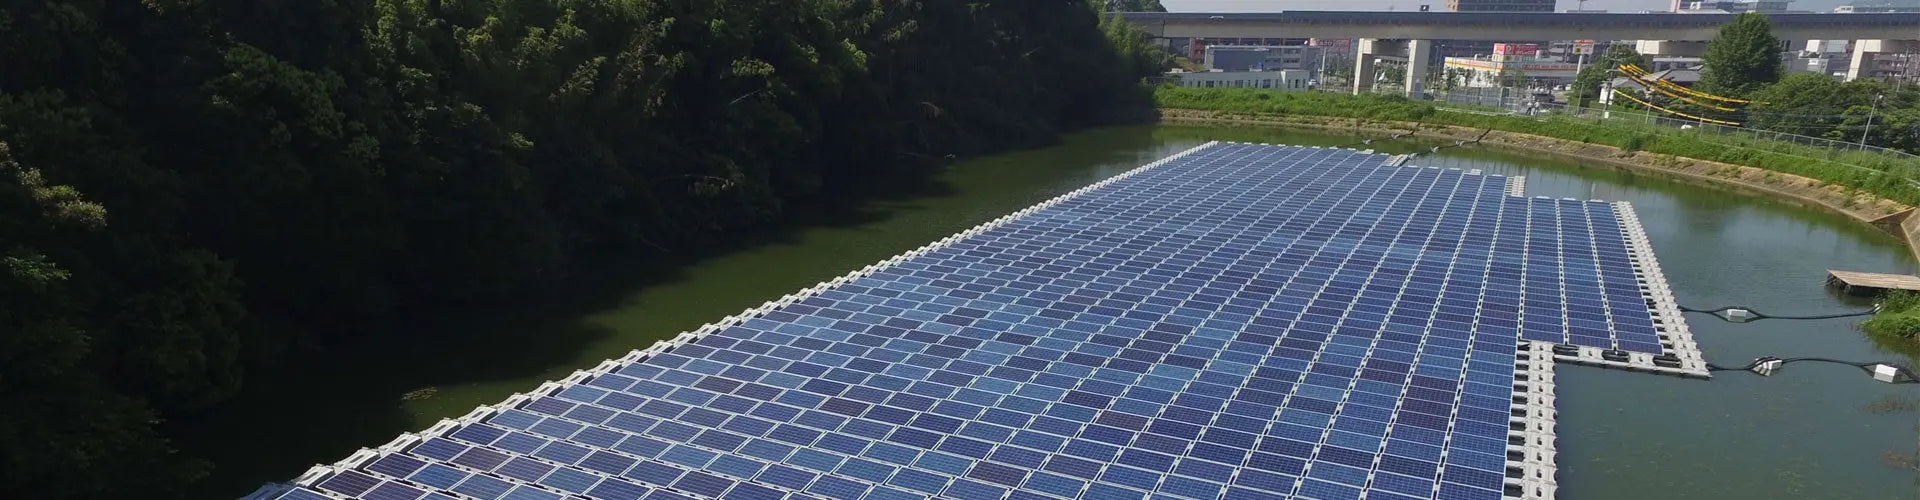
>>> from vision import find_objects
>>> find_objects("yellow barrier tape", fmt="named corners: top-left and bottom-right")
top-left (1618, 64), bottom-right (1754, 104)
top-left (1619, 72), bottom-right (1738, 112)
top-left (1612, 89), bottom-right (1744, 126)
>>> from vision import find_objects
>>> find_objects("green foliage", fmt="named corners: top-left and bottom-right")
top-left (1101, 11), bottom-right (1173, 88)
top-left (0, 141), bottom-right (212, 498)
top-left (1620, 133), bottom-right (1653, 153)
top-left (1700, 12), bottom-right (1785, 97)
top-left (1158, 87), bottom-right (1920, 204)
top-left (0, 0), bottom-right (1153, 496)
top-left (1864, 291), bottom-right (1920, 341)
top-left (1156, 87), bottom-right (1438, 122)
top-left (1104, 0), bottom-right (1168, 11)
top-left (1748, 75), bottom-right (1920, 152)
top-left (1497, 68), bottom-right (1529, 89)
top-left (1570, 44), bottom-right (1650, 107)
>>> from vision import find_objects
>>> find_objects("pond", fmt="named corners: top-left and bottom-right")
top-left (182, 125), bottom-right (1918, 499)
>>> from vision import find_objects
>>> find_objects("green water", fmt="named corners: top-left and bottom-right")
top-left (182, 125), bottom-right (1919, 498)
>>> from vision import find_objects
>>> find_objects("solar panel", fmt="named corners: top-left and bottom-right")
top-left (259, 142), bottom-right (1699, 500)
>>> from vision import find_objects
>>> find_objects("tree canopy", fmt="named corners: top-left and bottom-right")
top-left (1699, 12), bottom-right (1785, 96)
top-left (1570, 44), bottom-right (1651, 107)
top-left (1106, 0), bottom-right (1169, 11)
top-left (1749, 75), bottom-right (1920, 152)
top-left (0, 0), bottom-right (1162, 497)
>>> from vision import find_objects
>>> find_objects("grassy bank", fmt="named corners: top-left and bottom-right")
top-left (1157, 87), bottom-right (1920, 205)
top-left (1864, 292), bottom-right (1920, 348)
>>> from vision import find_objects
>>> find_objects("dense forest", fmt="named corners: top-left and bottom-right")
top-left (0, 0), bottom-right (1165, 497)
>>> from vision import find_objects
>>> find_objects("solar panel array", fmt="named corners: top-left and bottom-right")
top-left (267, 143), bottom-right (1670, 500)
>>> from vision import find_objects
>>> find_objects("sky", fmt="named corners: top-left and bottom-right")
top-left (1160, 0), bottom-right (1877, 12)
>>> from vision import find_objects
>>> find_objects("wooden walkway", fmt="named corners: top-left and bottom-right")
top-left (1827, 270), bottom-right (1920, 295)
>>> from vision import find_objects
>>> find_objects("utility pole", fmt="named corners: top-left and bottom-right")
top-left (1600, 80), bottom-right (1612, 119)
top-left (1861, 93), bottom-right (1884, 147)
top-left (1319, 44), bottom-right (1329, 88)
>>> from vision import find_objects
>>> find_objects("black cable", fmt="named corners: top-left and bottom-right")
top-left (1678, 304), bottom-right (1877, 321)
top-left (1705, 356), bottom-right (1920, 383)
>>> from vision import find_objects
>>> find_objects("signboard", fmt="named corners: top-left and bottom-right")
top-left (1493, 43), bottom-right (1541, 57)
top-left (1573, 40), bottom-right (1597, 55)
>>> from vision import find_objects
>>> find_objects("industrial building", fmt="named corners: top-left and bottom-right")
top-left (1168, 69), bottom-right (1317, 91)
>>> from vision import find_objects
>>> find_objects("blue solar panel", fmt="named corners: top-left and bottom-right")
top-left (268, 143), bottom-right (1674, 500)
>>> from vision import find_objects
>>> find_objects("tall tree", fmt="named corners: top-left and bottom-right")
top-left (1699, 12), bottom-right (1785, 97)
top-left (0, 0), bottom-right (1158, 496)
top-left (1570, 44), bottom-right (1650, 107)
top-left (0, 142), bottom-right (209, 498)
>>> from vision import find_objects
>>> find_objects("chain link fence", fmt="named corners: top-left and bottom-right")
top-left (1429, 90), bottom-right (1920, 162)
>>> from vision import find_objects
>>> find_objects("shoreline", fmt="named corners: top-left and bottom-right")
top-left (1160, 108), bottom-right (1920, 263)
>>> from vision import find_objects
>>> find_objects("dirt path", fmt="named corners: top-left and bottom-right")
top-left (1161, 108), bottom-right (1920, 262)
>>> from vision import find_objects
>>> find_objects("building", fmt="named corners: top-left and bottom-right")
top-left (1792, 40), bottom-right (1853, 78)
top-left (1444, 44), bottom-right (1582, 87)
top-left (1184, 38), bottom-right (1311, 61)
top-left (1308, 38), bottom-right (1352, 61)
top-left (1609, 67), bottom-right (1703, 91)
top-left (1203, 45), bottom-right (1326, 75)
top-left (1796, 39), bottom-right (1920, 82)
top-left (1790, 54), bottom-right (1846, 76)
top-left (1546, 40), bottom-right (1608, 62)
top-left (1447, 0), bottom-right (1556, 12)
top-left (1834, 4), bottom-right (1920, 13)
top-left (1858, 52), bottom-right (1920, 82)
top-left (1679, 0), bottom-right (1793, 12)
top-left (1169, 69), bottom-right (1317, 91)
top-left (1648, 56), bottom-right (1705, 71)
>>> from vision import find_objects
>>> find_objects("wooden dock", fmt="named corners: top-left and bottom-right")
top-left (1827, 270), bottom-right (1920, 296)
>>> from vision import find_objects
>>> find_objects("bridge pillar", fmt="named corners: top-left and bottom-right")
top-left (1848, 40), bottom-right (1920, 81)
top-left (1354, 38), bottom-right (1428, 97)
top-left (1354, 38), bottom-right (1381, 95)
top-left (1405, 40), bottom-right (1432, 99)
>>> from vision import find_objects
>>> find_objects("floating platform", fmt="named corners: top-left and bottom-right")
top-left (258, 143), bottom-right (1703, 500)
top-left (1826, 269), bottom-right (1920, 296)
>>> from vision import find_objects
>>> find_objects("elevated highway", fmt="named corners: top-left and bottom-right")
top-left (1119, 11), bottom-right (1920, 42)
top-left (1121, 11), bottom-right (1920, 93)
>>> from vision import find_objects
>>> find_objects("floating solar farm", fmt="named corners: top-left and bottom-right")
top-left (255, 142), bottom-right (1704, 500)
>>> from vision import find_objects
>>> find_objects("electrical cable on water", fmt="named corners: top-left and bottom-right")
top-left (1706, 355), bottom-right (1919, 384)
top-left (1677, 304), bottom-right (1878, 322)
top-left (1676, 301), bottom-right (1914, 384)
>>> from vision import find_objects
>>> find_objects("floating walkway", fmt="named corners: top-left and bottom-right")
top-left (252, 143), bottom-right (1702, 500)
top-left (1826, 269), bottom-right (1920, 296)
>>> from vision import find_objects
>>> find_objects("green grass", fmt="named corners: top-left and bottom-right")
top-left (1157, 87), bottom-right (1920, 205)
top-left (1864, 291), bottom-right (1920, 340)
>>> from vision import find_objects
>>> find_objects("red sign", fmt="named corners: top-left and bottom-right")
top-left (1493, 43), bottom-right (1540, 56)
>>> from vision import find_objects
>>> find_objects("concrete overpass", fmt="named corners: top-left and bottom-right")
top-left (1120, 11), bottom-right (1920, 42)
top-left (1121, 11), bottom-right (1920, 93)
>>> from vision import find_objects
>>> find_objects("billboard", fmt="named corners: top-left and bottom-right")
top-left (1573, 40), bottom-right (1597, 55)
top-left (1493, 43), bottom-right (1541, 57)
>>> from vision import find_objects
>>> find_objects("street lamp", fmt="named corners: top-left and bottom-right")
top-left (1861, 93), bottom-right (1885, 147)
